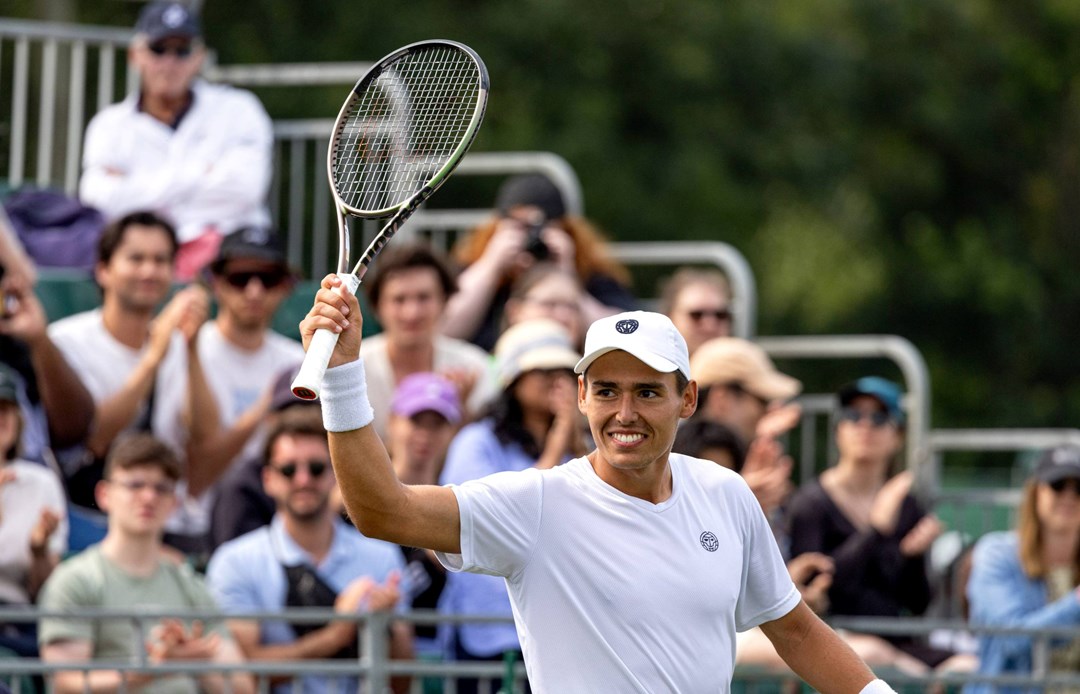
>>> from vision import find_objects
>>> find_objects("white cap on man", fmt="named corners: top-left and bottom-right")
top-left (574, 311), bottom-right (691, 380)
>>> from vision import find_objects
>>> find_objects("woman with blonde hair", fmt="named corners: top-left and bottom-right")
top-left (441, 174), bottom-right (636, 350)
top-left (965, 445), bottom-right (1080, 693)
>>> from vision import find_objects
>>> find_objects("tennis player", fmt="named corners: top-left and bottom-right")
top-left (299, 274), bottom-right (896, 693)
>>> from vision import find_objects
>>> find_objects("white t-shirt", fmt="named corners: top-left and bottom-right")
top-left (436, 453), bottom-right (800, 693)
top-left (49, 310), bottom-right (196, 534)
top-left (360, 333), bottom-right (496, 438)
top-left (197, 321), bottom-right (304, 464)
top-left (79, 80), bottom-right (272, 243)
top-left (0, 460), bottom-right (68, 604)
top-left (49, 309), bottom-right (188, 456)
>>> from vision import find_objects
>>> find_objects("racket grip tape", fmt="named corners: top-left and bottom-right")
top-left (291, 273), bottom-right (361, 401)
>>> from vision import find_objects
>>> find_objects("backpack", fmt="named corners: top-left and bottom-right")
top-left (2, 188), bottom-right (105, 271)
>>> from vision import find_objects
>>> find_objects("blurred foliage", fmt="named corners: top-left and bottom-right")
top-left (7, 0), bottom-right (1080, 430)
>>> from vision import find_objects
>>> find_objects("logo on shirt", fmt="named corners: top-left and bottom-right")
top-left (615, 319), bottom-right (639, 334)
top-left (699, 531), bottom-right (719, 552)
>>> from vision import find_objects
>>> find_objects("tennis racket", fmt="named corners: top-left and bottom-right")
top-left (292, 40), bottom-right (489, 400)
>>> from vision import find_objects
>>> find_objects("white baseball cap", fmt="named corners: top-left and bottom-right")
top-left (574, 311), bottom-right (691, 380)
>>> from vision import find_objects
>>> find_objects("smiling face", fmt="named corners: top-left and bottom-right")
top-left (96, 224), bottom-right (175, 314)
top-left (579, 351), bottom-right (697, 497)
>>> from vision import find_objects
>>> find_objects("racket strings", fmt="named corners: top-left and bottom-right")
top-left (332, 45), bottom-right (481, 213)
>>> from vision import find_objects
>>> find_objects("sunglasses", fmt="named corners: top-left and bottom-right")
top-left (687, 308), bottom-right (732, 323)
top-left (110, 478), bottom-right (176, 496)
top-left (839, 407), bottom-right (893, 428)
top-left (223, 270), bottom-right (290, 289)
top-left (1048, 478), bottom-right (1080, 495)
top-left (147, 42), bottom-right (195, 58)
top-left (272, 461), bottom-right (329, 480)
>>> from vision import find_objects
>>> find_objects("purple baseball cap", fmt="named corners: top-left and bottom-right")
top-left (391, 373), bottom-right (462, 424)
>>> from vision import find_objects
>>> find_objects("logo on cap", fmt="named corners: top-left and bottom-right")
top-left (615, 319), bottom-right (639, 334)
top-left (162, 4), bottom-right (188, 28)
top-left (241, 227), bottom-right (271, 245)
top-left (699, 531), bottom-right (719, 552)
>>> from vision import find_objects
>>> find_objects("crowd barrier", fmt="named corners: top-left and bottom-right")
top-left (4, 606), bottom-right (1080, 692)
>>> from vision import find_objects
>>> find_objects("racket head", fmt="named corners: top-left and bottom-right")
top-left (328, 40), bottom-right (490, 218)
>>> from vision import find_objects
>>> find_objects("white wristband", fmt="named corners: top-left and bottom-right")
top-left (319, 358), bottom-right (375, 433)
top-left (859, 680), bottom-right (897, 694)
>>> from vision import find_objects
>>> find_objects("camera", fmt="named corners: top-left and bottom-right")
top-left (522, 221), bottom-right (550, 261)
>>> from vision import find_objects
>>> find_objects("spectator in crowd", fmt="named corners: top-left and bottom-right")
top-left (79, 1), bottom-right (273, 280)
top-left (787, 377), bottom-right (966, 673)
top-left (443, 174), bottom-right (636, 351)
top-left (386, 373), bottom-right (460, 662)
top-left (0, 365), bottom-right (67, 658)
top-left (206, 408), bottom-right (410, 694)
top-left (361, 243), bottom-right (496, 440)
top-left (672, 417), bottom-right (747, 473)
top-left (0, 278), bottom-right (94, 464)
top-left (965, 445), bottom-right (1080, 692)
top-left (660, 267), bottom-right (733, 356)
top-left (503, 263), bottom-right (586, 348)
top-left (38, 433), bottom-right (253, 694)
top-left (195, 227), bottom-right (304, 526)
top-left (438, 318), bottom-right (583, 693)
top-left (48, 211), bottom-right (220, 552)
top-left (208, 366), bottom-right (313, 549)
top-left (690, 336), bottom-right (802, 535)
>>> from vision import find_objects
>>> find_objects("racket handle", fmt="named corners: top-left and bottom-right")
top-left (291, 273), bottom-right (361, 401)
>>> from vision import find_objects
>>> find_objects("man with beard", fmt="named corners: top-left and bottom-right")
top-left (206, 408), bottom-right (411, 694)
top-left (48, 212), bottom-right (219, 546)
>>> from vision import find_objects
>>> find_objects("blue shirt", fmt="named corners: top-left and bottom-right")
top-left (965, 531), bottom-right (1080, 694)
top-left (206, 515), bottom-right (406, 694)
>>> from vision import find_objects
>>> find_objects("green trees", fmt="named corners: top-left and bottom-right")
top-left (12, 0), bottom-right (1080, 428)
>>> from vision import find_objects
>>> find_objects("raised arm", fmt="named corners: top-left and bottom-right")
top-left (0, 288), bottom-right (94, 447)
top-left (300, 274), bottom-right (461, 553)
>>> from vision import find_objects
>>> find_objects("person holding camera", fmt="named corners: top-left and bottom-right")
top-left (442, 174), bottom-right (637, 351)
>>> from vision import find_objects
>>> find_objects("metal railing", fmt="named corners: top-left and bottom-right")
top-left (4, 606), bottom-right (1080, 692)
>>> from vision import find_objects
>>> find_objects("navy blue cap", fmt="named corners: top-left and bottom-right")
top-left (136, 2), bottom-right (202, 42)
top-left (210, 227), bottom-right (289, 273)
top-left (838, 376), bottom-right (905, 425)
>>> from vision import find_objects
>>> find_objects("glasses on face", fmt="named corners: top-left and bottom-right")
top-left (110, 478), bottom-right (176, 497)
top-left (839, 407), bottom-right (893, 428)
top-left (687, 308), bottom-right (732, 323)
top-left (272, 461), bottom-right (329, 480)
top-left (223, 270), bottom-right (290, 290)
top-left (1048, 478), bottom-right (1080, 495)
top-left (147, 42), bottom-right (195, 59)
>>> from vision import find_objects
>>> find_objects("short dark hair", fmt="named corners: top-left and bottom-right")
top-left (262, 407), bottom-right (328, 465)
top-left (98, 211), bottom-right (179, 266)
top-left (363, 243), bottom-right (457, 309)
top-left (104, 432), bottom-right (181, 481)
top-left (672, 419), bottom-right (747, 473)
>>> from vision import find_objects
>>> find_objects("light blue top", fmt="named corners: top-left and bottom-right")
top-left (206, 515), bottom-right (406, 694)
top-left (437, 418), bottom-right (566, 658)
top-left (965, 531), bottom-right (1080, 694)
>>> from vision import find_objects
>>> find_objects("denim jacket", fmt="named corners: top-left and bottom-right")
top-left (965, 531), bottom-right (1080, 693)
